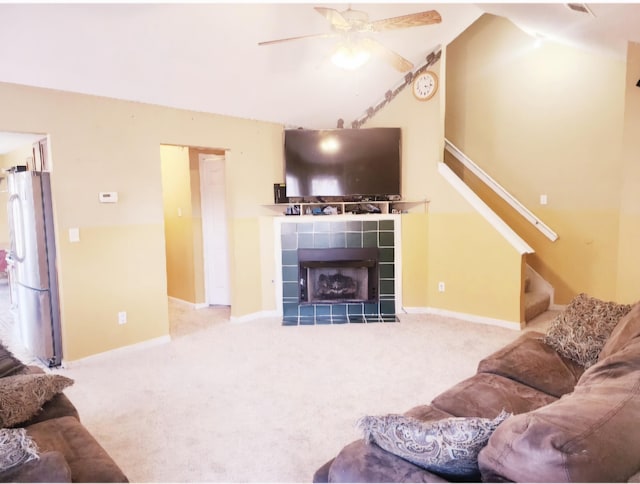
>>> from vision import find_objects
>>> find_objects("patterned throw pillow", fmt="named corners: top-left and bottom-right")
top-left (0, 428), bottom-right (39, 472)
top-left (0, 374), bottom-right (74, 427)
top-left (543, 293), bottom-right (633, 368)
top-left (357, 410), bottom-right (511, 478)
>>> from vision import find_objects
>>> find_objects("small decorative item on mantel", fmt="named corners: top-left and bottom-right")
top-left (284, 205), bottom-right (300, 216)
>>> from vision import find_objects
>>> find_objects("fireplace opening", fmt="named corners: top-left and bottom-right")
top-left (298, 248), bottom-right (379, 304)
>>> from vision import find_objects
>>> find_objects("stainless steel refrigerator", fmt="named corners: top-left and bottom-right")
top-left (7, 170), bottom-right (62, 367)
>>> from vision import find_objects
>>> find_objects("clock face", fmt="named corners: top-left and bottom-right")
top-left (413, 71), bottom-right (438, 101)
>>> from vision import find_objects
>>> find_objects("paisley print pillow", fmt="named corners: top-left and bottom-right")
top-left (357, 410), bottom-right (510, 478)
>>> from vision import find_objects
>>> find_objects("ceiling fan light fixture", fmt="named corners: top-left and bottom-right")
top-left (331, 43), bottom-right (371, 70)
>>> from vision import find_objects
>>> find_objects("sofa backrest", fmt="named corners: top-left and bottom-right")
top-left (597, 302), bottom-right (640, 362)
top-left (478, 302), bottom-right (640, 482)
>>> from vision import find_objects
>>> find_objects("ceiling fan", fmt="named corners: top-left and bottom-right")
top-left (258, 6), bottom-right (442, 72)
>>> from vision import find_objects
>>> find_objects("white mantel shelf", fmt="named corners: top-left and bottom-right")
top-left (264, 199), bottom-right (428, 217)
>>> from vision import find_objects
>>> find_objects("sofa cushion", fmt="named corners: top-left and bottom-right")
top-left (26, 416), bottom-right (128, 483)
top-left (403, 405), bottom-right (453, 423)
top-left (478, 334), bottom-right (640, 483)
top-left (328, 439), bottom-right (449, 483)
top-left (0, 344), bottom-right (26, 378)
top-left (477, 331), bottom-right (584, 397)
top-left (431, 373), bottom-right (557, 418)
top-left (0, 451), bottom-right (71, 483)
top-left (543, 293), bottom-right (633, 368)
top-left (0, 374), bottom-right (74, 427)
top-left (597, 302), bottom-right (640, 362)
top-left (356, 411), bottom-right (510, 479)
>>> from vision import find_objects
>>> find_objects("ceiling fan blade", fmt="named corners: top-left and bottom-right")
top-left (360, 38), bottom-right (414, 72)
top-left (314, 6), bottom-right (351, 30)
top-left (258, 32), bottom-right (337, 46)
top-left (369, 10), bottom-right (442, 31)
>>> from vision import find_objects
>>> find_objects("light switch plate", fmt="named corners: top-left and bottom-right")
top-left (69, 228), bottom-right (80, 243)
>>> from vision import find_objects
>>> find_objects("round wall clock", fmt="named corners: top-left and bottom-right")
top-left (412, 70), bottom-right (439, 101)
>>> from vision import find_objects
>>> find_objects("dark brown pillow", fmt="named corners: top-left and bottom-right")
top-left (0, 374), bottom-right (74, 427)
top-left (543, 293), bottom-right (632, 367)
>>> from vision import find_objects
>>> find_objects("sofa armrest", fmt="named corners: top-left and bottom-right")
top-left (328, 440), bottom-right (449, 483)
top-left (26, 416), bottom-right (128, 483)
top-left (0, 451), bottom-right (71, 483)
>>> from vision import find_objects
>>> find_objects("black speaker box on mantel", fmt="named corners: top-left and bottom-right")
top-left (273, 183), bottom-right (289, 204)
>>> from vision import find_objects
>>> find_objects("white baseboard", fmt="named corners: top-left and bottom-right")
top-left (61, 335), bottom-right (171, 368)
top-left (403, 306), bottom-right (521, 330)
top-left (168, 296), bottom-right (208, 309)
top-left (230, 310), bottom-right (279, 323)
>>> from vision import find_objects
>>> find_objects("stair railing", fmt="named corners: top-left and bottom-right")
top-left (438, 162), bottom-right (534, 255)
top-left (444, 139), bottom-right (558, 242)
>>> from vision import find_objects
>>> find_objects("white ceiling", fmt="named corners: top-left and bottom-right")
top-left (0, 2), bottom-right (639, 151)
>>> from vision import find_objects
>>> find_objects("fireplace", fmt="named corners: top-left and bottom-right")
top-left (298, 248), bottom-right (379, 304)
top-left (279, 218), bottom-right (398, 325)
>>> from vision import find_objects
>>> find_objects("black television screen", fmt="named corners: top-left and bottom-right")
top-left (284, 127), bottom-right (401, 198)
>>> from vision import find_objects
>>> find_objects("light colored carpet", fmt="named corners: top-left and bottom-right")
top-left (1, 285), bottom-right (557, 482)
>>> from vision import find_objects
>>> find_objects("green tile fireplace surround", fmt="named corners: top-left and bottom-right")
top-left (276, 215), bottom-right (400, 325)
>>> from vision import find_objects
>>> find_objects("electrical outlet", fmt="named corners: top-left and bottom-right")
top-left (540, 194), bottom-right (548, 205)
top-left (438, 281), bottom-right (446, 292)
top-left (118, 311), bottom-right (127, 325)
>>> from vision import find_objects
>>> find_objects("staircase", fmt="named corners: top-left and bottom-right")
top-left (524, 265), bottom-right (552, 322)
top-left (441, 140), bottom-right (558, 324)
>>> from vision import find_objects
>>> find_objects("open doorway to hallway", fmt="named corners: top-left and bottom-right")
top-left (159, 144), bottom-right (231, 336)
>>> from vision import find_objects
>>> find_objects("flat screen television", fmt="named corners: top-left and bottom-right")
top-left (284, 127), bottom-right (401, 198)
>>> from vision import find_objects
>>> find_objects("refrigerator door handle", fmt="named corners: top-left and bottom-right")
top-left (8, 193), bottom-right (27, 263)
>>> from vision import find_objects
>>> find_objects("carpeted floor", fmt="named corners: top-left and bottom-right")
top-left (0, 282), bottom-right (557, 482)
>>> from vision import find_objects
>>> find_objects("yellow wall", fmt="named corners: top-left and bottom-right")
top-left (363, 58), bottom-right (523, 323)
top-left (160, 145), bottom-right (200, 304)
top-left (0, 81), bottom-right (282, 361)
top-left (188, 148), bottom-right (205, 305)
top-left (445, 14), bottom-right (628, 304)
top-left (427, 210), bottom-right (523, 323)
top-left (617, 42), bottom-right (640, 303)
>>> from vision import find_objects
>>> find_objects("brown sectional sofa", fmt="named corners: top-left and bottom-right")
top-left (314, 301), bottom-right (640, 482)
top-left (0, 344), bottom-right (128, 482)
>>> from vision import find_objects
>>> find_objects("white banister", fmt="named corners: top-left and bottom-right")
top-left (444, 139), bottom-right (558, 242)
top-left (438, 163), bottom-right (534, 255)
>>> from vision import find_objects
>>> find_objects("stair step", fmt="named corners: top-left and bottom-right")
top-left (525, 291), bottom-right (550, 322)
